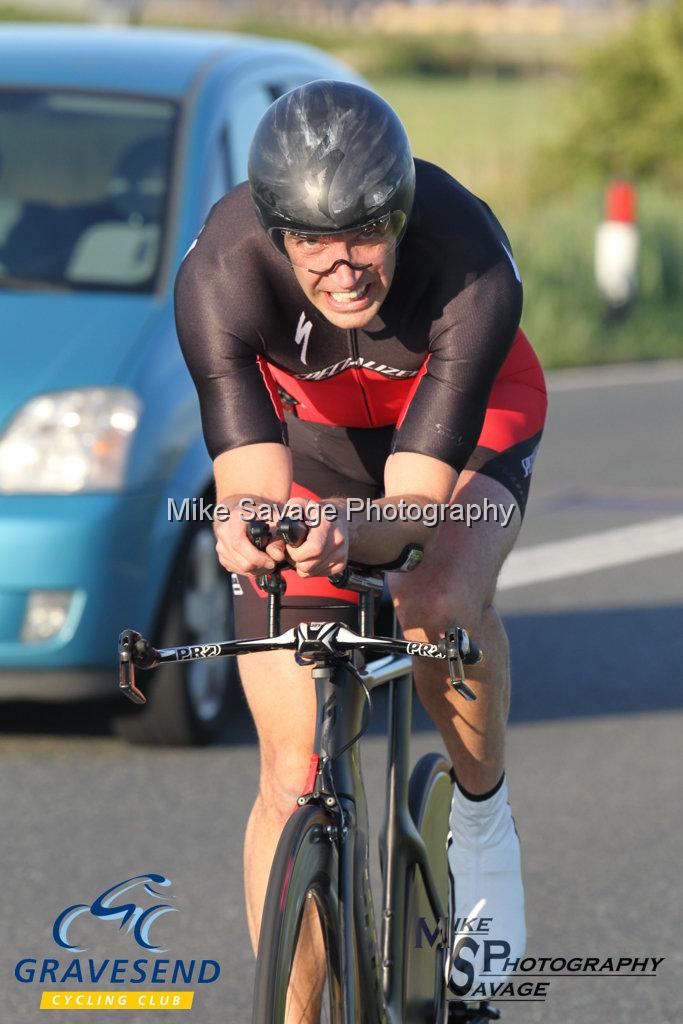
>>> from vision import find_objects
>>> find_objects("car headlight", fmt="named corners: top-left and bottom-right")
top-left (0, 388), bottom-right (141, 494)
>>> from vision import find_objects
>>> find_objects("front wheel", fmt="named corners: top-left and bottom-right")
top-left (252, 804), bottom-right (346, 1024)
top-left (403, 752), bottom-right (454, 1024)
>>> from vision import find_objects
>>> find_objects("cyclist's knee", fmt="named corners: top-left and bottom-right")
top-left (257, 749), bottom-right (312, 821)
top-left (396, 581), bottom-right (493, 640)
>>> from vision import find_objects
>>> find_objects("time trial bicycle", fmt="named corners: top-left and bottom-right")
top-left (117, 517), bottom-right (500, 1024)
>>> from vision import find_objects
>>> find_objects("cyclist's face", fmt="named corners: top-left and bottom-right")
top-left (283, 230), bottom-right (396, 330)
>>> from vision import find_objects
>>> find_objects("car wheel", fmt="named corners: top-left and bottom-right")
top-left (113, 522), bottom-right (237, 746)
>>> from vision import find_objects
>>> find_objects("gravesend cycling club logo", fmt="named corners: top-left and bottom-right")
top-left (53, 874), bottom-right (177, 953)
top-left (15, 872), bottom-right (221, 1012)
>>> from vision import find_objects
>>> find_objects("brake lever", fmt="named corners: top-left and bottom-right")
top-left (443, 628), bottom-right (477, 701)
top-left (248, 517), bottom-right (309, 594)
top-left (247, 520), bottom-right (273, 552)
top-left (246, 521), bottom-right (285, 593)
top-left (118, 629), bottom-right (159, 705)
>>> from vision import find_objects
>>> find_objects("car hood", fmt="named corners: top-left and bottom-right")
top-left (0, 291), bottom-right (162, 426)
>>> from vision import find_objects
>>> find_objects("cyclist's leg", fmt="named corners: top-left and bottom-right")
top-left (237, 585), bottom-right (359, 1022)
top-left (238, 650), bottom-right (323, 1022)
top-left (390, 338), bottom-right (546, 791)
top-left (238, 647), bottom-right (316, 947)
top-left (390, 477), bottom-right (526, 997)
top-left (236, 583), bottom-right (359, 946)
top-left (235, 430), bottom-right (383, 1018)
top-left (390, 340), bottom-right (547, 993)
top-left (392, 470), bottom-right (521, 791)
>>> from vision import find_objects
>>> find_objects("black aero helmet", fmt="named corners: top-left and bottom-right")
top-left (248, 80), bottom-right (415, 257)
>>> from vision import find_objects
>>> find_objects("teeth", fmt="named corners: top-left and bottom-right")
top-left (330, 285), bottom-right (368, 302)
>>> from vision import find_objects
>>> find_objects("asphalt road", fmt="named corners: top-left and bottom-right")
top-left (1, 361), bottom-right (681, 1024)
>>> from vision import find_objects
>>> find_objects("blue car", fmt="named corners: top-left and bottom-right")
top-left (0, 24), bottom-right (360, 743)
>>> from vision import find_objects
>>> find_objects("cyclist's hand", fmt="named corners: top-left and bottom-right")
top-left (284, 501), bottom-right (348, 577)
top-left (214, 500), bottom-right (286, 576)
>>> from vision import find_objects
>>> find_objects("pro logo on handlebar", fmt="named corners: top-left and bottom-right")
top-left (406, 642), bottom-right (445, 658)
top-left (175, 644), bottom-right (221, 660)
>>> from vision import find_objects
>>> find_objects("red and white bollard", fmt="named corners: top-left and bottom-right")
top-left (594, 180), bottom-right (639, 309)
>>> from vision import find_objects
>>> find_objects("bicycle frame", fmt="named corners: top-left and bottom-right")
top-left (297, 595), bottom-right (450, 1023)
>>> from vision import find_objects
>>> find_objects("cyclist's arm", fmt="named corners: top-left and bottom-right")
top-left (174, 251), bottom-right (287, 462)
top-left (209, 444), bottom-right (292, 575)
top-left (343, 451), bottom-right (456, 565)
top-left (393, 253), bottom-right (523, 471)
top-left (344, 252), bottom-right (522, 565)
top-left (213, 444), bottom-right (292, 509)
top-left (175, 225), bottom-right (291, 573)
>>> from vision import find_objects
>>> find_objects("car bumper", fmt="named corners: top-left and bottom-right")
top-left (0, 667), bottom-right (113, 700)
top-left (0, 491), bottom-right (168, 677)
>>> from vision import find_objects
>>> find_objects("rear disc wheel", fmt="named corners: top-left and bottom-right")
top-left (403, 752), bottom-right (454, 1024)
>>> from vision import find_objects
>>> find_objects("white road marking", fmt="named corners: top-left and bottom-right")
top-left (546, 360), bottom-right (683, 393)
top-left (498, 514), bottom-right (683, 590)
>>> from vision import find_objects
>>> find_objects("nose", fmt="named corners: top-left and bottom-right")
top-left (318, 240), bottom-right (368, 281)
top-left (325, 259), bottom-right (363, 288)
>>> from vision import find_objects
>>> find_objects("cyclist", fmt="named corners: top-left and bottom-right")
top-left (175, 80), bottom-right (547, 1005)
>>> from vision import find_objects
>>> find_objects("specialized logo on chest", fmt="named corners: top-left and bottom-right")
top-left (292, 311), bottom-right (417, 382)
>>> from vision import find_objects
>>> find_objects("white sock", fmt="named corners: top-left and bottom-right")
top-left (447, 774), bottom-right (526, 996)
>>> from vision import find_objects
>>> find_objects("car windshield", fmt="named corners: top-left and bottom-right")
top-left (0, 89), bottom-right (177, 292)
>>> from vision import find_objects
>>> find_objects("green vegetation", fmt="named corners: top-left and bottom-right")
top-left (373, 75), bottom-right (570, 218)
top-left (533, 0), bottom-right (683, 194)
top-left (0, 2), bottom-right (82, 19)
top-left (377, 76), bottom-right (683, 367)
top-left (221, 17), bottom-right (578, 79)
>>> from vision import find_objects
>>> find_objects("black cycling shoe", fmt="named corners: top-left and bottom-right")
top-left (447, 1000), bottom-right (501, 1022)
